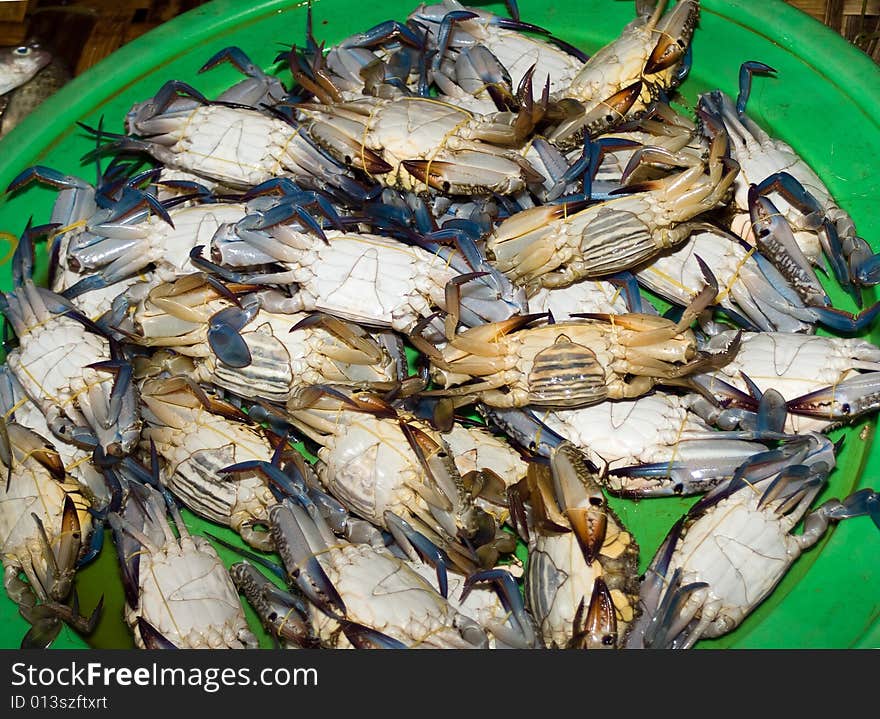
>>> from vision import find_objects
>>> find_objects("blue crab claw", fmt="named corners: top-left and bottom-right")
top-left (433, 10), bottom-right (479, 71)
top-left (221, 457), bottom-right (305, 501)
top-left (852, 244), bottom-right (880, 287)
top-left (608, 447), bottom-right (768, 499)
top-left (753, 172), bottom-right (866, 303)
top-left (784, 371), bottom-right (880, 421)
top-left (736, 60), bottom-right (776, 115)
top-left (748, 185), bottom-right (830, 308)
top-left (93, 185), bottom-right (175, 230)
top-left (563, 136), bottom-right (640, 197)
top-left (624, 517), bottom-right (683, 649)
top-left (754, 171), bottom-right (825, 228)
top-left (77, 504), bottom-right (113, 568)
top-left (269, 500), bottom-right (347, 619)
top-left (155, 178), bottom-right (216, 203)
top-left (755, 386), bottom-right (788, 435)
top-left (806, 302), bottom-right (880, 334)
top-left (478, 406), bottom-right (564, 460)
top-left (606, 271), bottom-right (647, 314)
top-left (461, 568), bottom-right (539, 649)
top-left (199, 46), bottom-right (263, 78)
top-left (146, 79), bottom-right (210, 115)
top-left (238, 201), bottom-right (329, 242)
top-left (826, 488), bottom-right (880, 528)
top-left (137, 617), bottom-right (178, 649)
top-left (221, 430), bottom-right (305, 500)
top-left (188, 245), bottom-right (251, 284)
top-left (11, 218), bottom-right (35, 287)
top-left (345, 19), bottom-right (423, 49)
top-left (61, 273), bottom-right (113, 301)
top-left (384, 511), bottom-right (449, 599)
top-left (85, 359), bottom-right (133, 427)
top-left (6, 165), bottom-right (93, 195)
top-left (207, 305), bottom-right (259, 369)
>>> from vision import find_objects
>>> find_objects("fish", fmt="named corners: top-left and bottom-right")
top-left (0, 56), bottom-right (71, 138)
top-left (0, 43), bottom-right (52, 96)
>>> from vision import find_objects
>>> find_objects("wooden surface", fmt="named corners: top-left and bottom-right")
top-left (786, 0), bottom-right (880, 61)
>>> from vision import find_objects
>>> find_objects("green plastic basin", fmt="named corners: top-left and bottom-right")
top-left (0, 0), bottom-right (878, 649)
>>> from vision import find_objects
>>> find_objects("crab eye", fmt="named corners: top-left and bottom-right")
top-left (14, 46), bottom-right (31, 56)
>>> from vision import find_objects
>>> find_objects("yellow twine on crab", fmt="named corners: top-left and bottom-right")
top-left (0, 232), bottom-right (20, 267)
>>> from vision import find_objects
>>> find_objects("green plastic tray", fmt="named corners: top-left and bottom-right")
top-left (0, 0), bottom-right (878, 649)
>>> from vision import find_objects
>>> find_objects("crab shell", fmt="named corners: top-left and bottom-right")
top-left (300, 96), bottom-right (536, 195)
top-left (428, 317), bottom-right (700, 408)
top-left (129, 531), bottom-right (257, 649)
top-left (139, 379), bottom-right (277, 550)
top-left (310, 541), bottom-right (487, 649)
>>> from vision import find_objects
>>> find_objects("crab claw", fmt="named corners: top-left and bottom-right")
top-left (748, 185), bottom-right (830, 308)
top-left (825, 488), bottom-right (880, 529)
top-left (784, 372), bottom-right (880, 421)
top-left (31, 495), bottom-right (82, 603)
top-left (340, 621), bottom-right (408, 649)
top-left (19, 591), bottom-right (104, 649)
top-left (401, 152), bottom-right (531, 195)
top-left (6, 165), bottom-right (93, 195)
top-left (643, 0), bottom-right (700, 75)
top-left (269, 499), bottom-right (347, 619)
top-left (570, 576), bottom-right (618, 649)
top-left (207, 303), bottom-right (260, 368)
top-left (551, 443), bottom-right (607, 564)
top-left (736, 60), bottom-right (776, 115)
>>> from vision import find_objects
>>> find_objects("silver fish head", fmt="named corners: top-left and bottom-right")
top-left (0, 43), bottom-right (52, 95)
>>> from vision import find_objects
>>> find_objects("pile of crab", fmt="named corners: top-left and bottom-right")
top-left (0, 0), bottom-right (878, 649)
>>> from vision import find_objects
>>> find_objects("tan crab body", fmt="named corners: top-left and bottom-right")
top-left (426, 316), bottom-right (701, 409)
top-left (547, 0), bottom-right (700, 148)
top-left (486, 134), bottom-right (736, 291)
